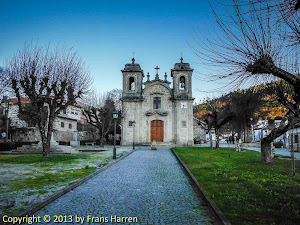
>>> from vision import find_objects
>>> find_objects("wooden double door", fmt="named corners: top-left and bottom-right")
top-left (151, 120), bottom-right (164, 142)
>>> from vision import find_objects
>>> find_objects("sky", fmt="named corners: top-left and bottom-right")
top-left (0, 0), bottom-right (227, 103)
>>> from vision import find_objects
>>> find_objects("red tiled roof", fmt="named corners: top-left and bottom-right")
top-left (9, 97), bottom-right (31, 105)
top-left (8, 97), bottom-right (82, 108)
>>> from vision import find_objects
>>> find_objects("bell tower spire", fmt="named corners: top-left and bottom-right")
top-left (171, 57), bottom-right (194, 99)
top-left (121, 58), bottom-right (144, 99)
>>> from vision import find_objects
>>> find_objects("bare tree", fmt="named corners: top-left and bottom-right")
top-left (107, 88), bottom-right (122, 111)
top-left (203, 97), bottom-right (236, 149)
top-left (0, 67), bottom-right (12, 98)
top-left (191, 0), bottom-right (300, 163)
top-left (6, 43), bottom-right (91, 157)
top-left (82, 92), bottom-right (117, 147)
top-left (228, 87), bottom-right (265, 142)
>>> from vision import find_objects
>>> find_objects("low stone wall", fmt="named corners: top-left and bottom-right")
top-left (193, 125), bottom-right (206, 141)
top-left (11, 128), bottom-right (40, 142)
top-left (10, 128), bottom-right (100, 144)
top-left (78, 131), bottom-right (99, 142)
top-left (241, 142), bottom-right (260, 147)
top-left (53, 130), bottom-right (73, 142)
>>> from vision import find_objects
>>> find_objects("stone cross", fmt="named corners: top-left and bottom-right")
top-left (155, 66), bottom-right (160, 74)
top-left (155, 66), bottom-right (160, 80)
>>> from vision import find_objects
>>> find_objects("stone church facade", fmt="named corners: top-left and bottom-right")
top-left (121, 57), bottom-right (194, 146)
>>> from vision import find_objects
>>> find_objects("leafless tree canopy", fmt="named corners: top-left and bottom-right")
top-left (0, 67), bottom-right (12, 98)
top-left (191, 0), bottom-right (299, 163)
top-left (7, 43), bottom-right (91, 106)
top-left (82, 91), bottom-right (117, 146)
top-left (5, 42), bottom-right (92, 157)
top-left (190, 0), bottom-right (299, 91)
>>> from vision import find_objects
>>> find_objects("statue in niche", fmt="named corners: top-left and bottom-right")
top-left (131, 81), bottom-right (135, 91)
top-left (129, 77), bottom-right (135, 91)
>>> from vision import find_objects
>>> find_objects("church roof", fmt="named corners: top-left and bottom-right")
top-left (143, 79), bottom-right (171, 85)
top-left (121, 58), bottom-right (144, 74)
top-left (171, 57), bottom-right (193, 77)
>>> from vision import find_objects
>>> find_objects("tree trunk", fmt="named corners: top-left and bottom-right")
top-left (42, 140), bottom-right (51, 158)
top-left (209, 129), bottom-right (213, 150)
top-left (39, 131), bottom-right (50, 158)
top-left (100, 136), bottom-right (106, 147)
top-left (261, 138), bottom-right (272, 163)
top-left (45, 112), bottom-right (55, 158)
top-left (215, 128), bottom-right (220, 148)
top-left (38, 123), bottom-right (49, 158)
top-left (39, 110), bottom-right (55, 158)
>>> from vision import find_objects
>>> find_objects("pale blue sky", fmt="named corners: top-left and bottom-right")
top-left (0, 0), bottom-right (227, 103)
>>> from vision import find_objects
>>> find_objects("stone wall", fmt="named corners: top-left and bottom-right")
top-left (193, 119), bottom-right (206, 142)
top-left (78, 131), bottom-right (100, 141)
top-left (53, 117), bottom-right (77, 132)
top-left (11, 128), bottom-right (40, 142)
top-left (174, 99), bottom-right (194, 146)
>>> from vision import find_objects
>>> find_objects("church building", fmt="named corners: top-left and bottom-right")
top-left (121, 57), bottom-right (194, 146)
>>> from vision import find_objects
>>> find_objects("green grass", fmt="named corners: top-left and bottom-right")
top-left (0, 153), bottom-right (105, 216)
top-left (12, 167), bottom-right (97, 190)
top-left (173, 147), bottom-right (300, 225)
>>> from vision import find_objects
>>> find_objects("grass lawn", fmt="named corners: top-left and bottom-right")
top-left (173, 147), bottom-right (300, 225)
top-left (0, 153), bottom-right (112, 216)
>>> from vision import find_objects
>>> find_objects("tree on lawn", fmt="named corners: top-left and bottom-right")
top-left (191, 0), bottom-right (300, 163)
top-left (202, 97), bottom-right (236, 149)
top-left (82, 92), bottom-right (118, 147)
top-left (228, 87), bottom-right (265, 142)
top-left (6, 43), bottom-right (91, 157)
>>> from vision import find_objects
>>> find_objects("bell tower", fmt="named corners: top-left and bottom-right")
top-left (171, 57), bottom-right (194, 146)
top-left (121, 58), bottom-right (144, 99)
top-left (171, 57), bottom-right (193, 99)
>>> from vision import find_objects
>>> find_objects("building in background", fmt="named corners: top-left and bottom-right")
top-left (0, 97), bottom-right (91, 145)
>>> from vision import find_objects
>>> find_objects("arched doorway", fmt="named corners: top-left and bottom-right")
top-left (151, 120), bottom-right (164, 142)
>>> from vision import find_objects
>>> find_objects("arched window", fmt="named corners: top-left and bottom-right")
top-left (179, 76), bottom-right (185, 90)
top-left (129, 77), bottom-right (135, 91)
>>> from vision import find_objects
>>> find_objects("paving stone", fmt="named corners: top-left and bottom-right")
top-left (32, 147), bottom-right (214, 224)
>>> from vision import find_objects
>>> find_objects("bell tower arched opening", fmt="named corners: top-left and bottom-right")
top-left (129, 77), bottom-right (135, 91)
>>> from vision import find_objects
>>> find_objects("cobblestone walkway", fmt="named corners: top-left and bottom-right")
top-left (33, 147), bottom-right (214, 224)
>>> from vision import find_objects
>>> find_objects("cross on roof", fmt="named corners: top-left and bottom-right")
top-left (155, 66), bottom-right (160, 80)
top-left (155, 66), bottom-right (160, 74)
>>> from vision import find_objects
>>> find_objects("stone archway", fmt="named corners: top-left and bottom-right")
top-left (151, 120), bottom-right (164, 142)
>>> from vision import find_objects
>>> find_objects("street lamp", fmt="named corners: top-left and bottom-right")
top-left (132, 120), bottom-right (136, 149)
top-left (113, 111), bottom-right (118, 160)
top-left (1, 96), bottom-right (9, 142)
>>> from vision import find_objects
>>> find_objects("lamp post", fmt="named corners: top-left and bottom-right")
top-left (1, 96), bottom-right (9, 142)
top-left (132, 120), bottom-right (136, 149)
top-left (113, 111), bottom-right (118, 160)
